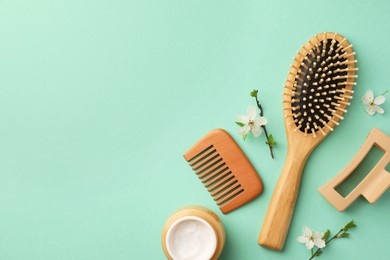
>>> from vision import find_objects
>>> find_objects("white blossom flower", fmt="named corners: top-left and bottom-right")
top-left (297, 227), bottom-right (326, 250)
top-left (236, 105), bottom-right (267, 140)
top-left (361, 90), bottom-right (386, 116)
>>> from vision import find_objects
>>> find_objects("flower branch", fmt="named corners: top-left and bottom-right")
top-left (235, 89), bottom-right (276, 159)
top-left (298, 220), bottom-right (357, 259)
top-left (250, 90), bottom-right (276, 159)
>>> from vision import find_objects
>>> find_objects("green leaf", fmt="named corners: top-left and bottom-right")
top-left (243, 134), bottom-right (247, 141)
top-left (337, 232), bottom-right (350, 238)
top-left (343, 220), bottom-right (356, 231)
top-left (315, 250), bottom-right (323, 257)
top-left (323, 229), bottom-right (330, 241)
top-left (267, 134), bottom-right (277, 146)
top-left (235, 122), bottom-right (245, 127)
top-left (250, 89), bottom-right (258, 97)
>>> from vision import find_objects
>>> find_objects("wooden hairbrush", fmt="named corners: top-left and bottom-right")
top-left (258, 32), bottom-right (358, 250)
top-left (183, 129), bottom-right (263, 214)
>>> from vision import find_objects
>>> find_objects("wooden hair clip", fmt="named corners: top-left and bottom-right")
top-left (319, 128), bottom-right (390, 211)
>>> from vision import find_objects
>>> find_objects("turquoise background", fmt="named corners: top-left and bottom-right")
top-left (0, 0), bottom-right (389, 259)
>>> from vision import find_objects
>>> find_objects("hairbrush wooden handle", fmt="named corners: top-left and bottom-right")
top-left (258, 149), bottom-right (309, 251)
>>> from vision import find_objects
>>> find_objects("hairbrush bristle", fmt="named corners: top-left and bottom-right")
top-left (283, 32), bottom-right (357, 137)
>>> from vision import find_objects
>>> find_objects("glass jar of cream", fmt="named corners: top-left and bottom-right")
top-left (161, 205), bottom-right (225, 260)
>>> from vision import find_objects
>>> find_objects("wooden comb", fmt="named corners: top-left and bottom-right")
top-left (258, 32), bottom-right (358, 250)
top-left (183, 128), bottom-right (263, 214)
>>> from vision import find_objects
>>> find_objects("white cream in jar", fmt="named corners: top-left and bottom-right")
top-left (161, 206), bottom-right (225, 260)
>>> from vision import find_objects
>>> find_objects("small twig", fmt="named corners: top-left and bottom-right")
top-left (309, 230), bottom-right (343, 260)
top-left (253, 92), bottom-right (274, 159)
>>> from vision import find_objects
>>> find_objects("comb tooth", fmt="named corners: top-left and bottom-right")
top-left (303, 55), bottom-right (313, 64)
top-left (190, 149), bottom-right (217, 167)
top-left (201, 166), bottom-right (228, 182)
top-left (343, 59), bottom-right (358, 66)
top-left (295, 74), bottom-right (304, 82)
top-left (301, 45), bottom-right (314, 58)
top-left (332, 53), bottom-right (340, 60)
top-left (287, 118), bottom-right (298, 126)
top-left (293, 124), bottom-right (302, 131)
top-left (193, 154), bottom-right (221, 172)
top-left (185, 144), bottom-right (213, 163)
top-left (313, 122), bottom-right (319, 129)
top-left (336, 106), bottom-right (348, 113)
top-left (300, 61), bottom-right (309, 70)
top-left (216, 187), bottom-right (244, 205)
top-left (321, 35), bottom-right (327, 57)
top-left (335, 44), bottom-right (343, 53)
top-left (338, 101), bottom-right (351, 106)
top-left (210, 178), bottom-right (237, 196)
top-left (295, 84), bottom-right (303, 89)
top-left (333, 75), bottom-right (358, 80)
top-left (284, 84), bottom-right (295, 90)
top-left (342, 52), bottom-right (356, 59)
top-left (320, 119), bottom-right (334, 131)
top-left (208, 172), bottom-right (233, 191)
top-left (196, 159), bottom-right (225, 177)
top-left (331, 102), bottom-right (341, 107)
top-left (204, 169), bottom-right (231, 188)
top-left (318, 127), bottom-right (326, 136)
top-left (341, 94), bottom-right (352, 99)
top-left (328, 39), bottom-right (336, 55)
top-left (336, 37), bottom-right (347, 48)
top-left (338, 81), bottom-right (357, 86)
top-left (331, 112), bottom-right (344, 120)
top-left (293, 112), bottom-right (302, 118)
top-left (342, 44), bottom-right (353, 52)
top-left (337, 88), bottom-right (354, 94)
top-left (324, 114), bottom-right (340, 125)
top-left (311, 128), bottom-right (317, 138)
top-left (213, 182), bottom-right (241, 201)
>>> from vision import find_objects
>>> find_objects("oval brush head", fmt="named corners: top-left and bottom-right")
top-left (285, 32), bottom-right (358, 137)
top-left (258, 32), bottom-right (358, 251)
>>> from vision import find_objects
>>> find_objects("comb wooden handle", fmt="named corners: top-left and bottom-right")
top-left (258, 150), bottom-right (308, 250)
